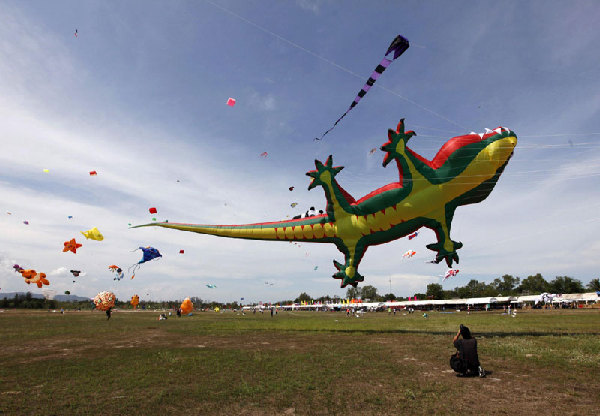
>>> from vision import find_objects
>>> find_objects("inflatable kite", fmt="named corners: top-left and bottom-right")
top-left (315, 34), bottom-right (409, 141)
top-left (134, 119), bottom-right (516, 287)
top-left (408, 231), bottom-right (419, 240)
top-left (70, 269), bottom-right (81, 277)
top-left (20, 269), bottom-right (50, 288)
top-left (131, 294), bottom-right (139, 309)
top-left (63, 238), bottom-right (82, 253)
top-left (180, 297), bottom-right (193, 315)
top-left (129, 246), bottom-right (161, 278)
top-left (93, 291), bottom-right (116, 311)
top-left (108, 265), bottom-right (124, 281)
top-left (81, 227), bottom-right (103, 241)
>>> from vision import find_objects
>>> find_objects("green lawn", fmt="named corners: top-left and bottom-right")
top-left (1, 308), bottom-right (598, 415)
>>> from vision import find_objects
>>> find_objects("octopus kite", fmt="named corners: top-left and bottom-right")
top-left (20, 269), bottom-right (50, 288)
top-left (135, 119), bottom-right (516, 287)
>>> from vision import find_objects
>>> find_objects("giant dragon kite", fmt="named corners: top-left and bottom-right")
top-left (135, 119), bottom-right (516, 287)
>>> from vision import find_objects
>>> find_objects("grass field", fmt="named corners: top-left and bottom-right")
top-left (1, 308), bottom-right (599, 415)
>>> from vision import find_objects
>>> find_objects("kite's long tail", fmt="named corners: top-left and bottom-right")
top-left (132, 217), bottom-right (334, 243)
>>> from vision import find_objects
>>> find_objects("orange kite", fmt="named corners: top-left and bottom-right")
top-left (63, 238), bottom-right (83, 254)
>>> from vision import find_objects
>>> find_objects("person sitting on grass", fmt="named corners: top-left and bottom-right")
top-left (451, 324), bottom-right (485, 377)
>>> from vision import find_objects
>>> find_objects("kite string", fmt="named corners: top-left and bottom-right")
top-left (203, 0), bottom-right (467, 131)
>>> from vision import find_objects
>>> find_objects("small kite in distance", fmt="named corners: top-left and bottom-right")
top-left (403, 250), bottom-right (416, 258)
top-left (260, 152), bottom-right (268, 157)
top-left (206, 284), bottom-right (217, 288)
top-left (290, 202), bottom-right (298, 208)
top-left (89, 171), bottom-right (97, 176)
top-left (369, 148), bottom-right (377, 155)
top-left (149, 207), bottom-right (157, 214)
top-left (70, 270), bottom-right (81, 277)
top-left (179, 249), bottom-right (184, 254)
top-left (408, 231), bottom-right (419, 240)
top-left (443, 269), bottom-right (459, 280)
top-left (74, 29), bottom-right (78, 37)
top-left (227, 97), bottom-right (236, 107)
top-left (23, 221), bottom-right (29, 225)
top-left (289, 186), bottom-right (294, 191)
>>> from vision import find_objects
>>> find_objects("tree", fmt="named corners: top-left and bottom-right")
top-left (518, 273), bottom-right (549, 294)
top-left (491, 274), bottom-right (520, 295)
top-left (346, 286), bottom-right (359, 299)
top-left (295, 292), bottom-right (312, 303)
top-left (548, 276), bottom-right (584, 294)
top-left (426, 283), bottom-right (444, 300)
top-left (360, 285), bottom-right (378, 301)
top-left (381, 293), bottom-right (396, 301)
top-left (586, 278), bottom-right (600, 291)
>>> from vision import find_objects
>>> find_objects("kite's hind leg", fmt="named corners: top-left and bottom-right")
top-left (331, 242), bottom-right (367, 288)
top-left (423, 209), bottom-right (462, 267)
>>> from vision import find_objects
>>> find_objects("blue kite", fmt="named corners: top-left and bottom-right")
top-left (129, 246), bottom-right (162, 279)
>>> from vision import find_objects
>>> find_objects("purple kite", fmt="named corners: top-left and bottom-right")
top-left (315, 34), bottom-right (409, 141)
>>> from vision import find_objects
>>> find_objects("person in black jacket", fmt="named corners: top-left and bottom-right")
top-left (451, 324), bottom-right (485, 377)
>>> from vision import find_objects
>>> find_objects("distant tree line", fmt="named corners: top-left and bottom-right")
top-left (0, 292), bottom-right (58, 309)
top-left (4, 275), bottom-right (598, 309)
top-left (284, 274), bottom-right (600, 304)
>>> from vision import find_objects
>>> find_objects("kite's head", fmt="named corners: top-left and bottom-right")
top-left (447, 127), bottom-right (517, 205)
top-left (380, 118), bottom-right (416, 167)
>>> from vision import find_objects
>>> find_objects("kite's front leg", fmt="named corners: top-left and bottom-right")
top-left (424, 211), bottom-right (463, 267)
top-left (332, 242), bottom-right (366, 288)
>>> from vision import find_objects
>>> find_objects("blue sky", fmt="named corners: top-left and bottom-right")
top-left (1, 0), bottom-right (599, 303)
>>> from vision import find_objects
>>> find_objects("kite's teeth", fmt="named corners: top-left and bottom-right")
top-left (484, 128), bottom-right (493, 133)
top-left (495, 127), bottom-right (502, 134)
top-left (470, 131), bottom-right (477, 135)
top-left (478, 133), bottom-right (484, 139)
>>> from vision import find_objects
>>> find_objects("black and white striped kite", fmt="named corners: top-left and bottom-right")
top-left (315, 34), bottom-right (409, 141)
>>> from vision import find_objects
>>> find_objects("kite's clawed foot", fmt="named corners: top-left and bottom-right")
top-left (332, 260), bottom-right (364, 288)
top-left (306, 155), bottom-right (344, 190)
top-left (426, 240), bottom-right (462, 267)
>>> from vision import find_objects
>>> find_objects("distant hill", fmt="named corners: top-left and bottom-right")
top-left (0, 292), bottom-right (91, 302)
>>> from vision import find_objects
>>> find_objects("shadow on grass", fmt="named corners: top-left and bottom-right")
top-left (205, 328), bottom-right (600, 338)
